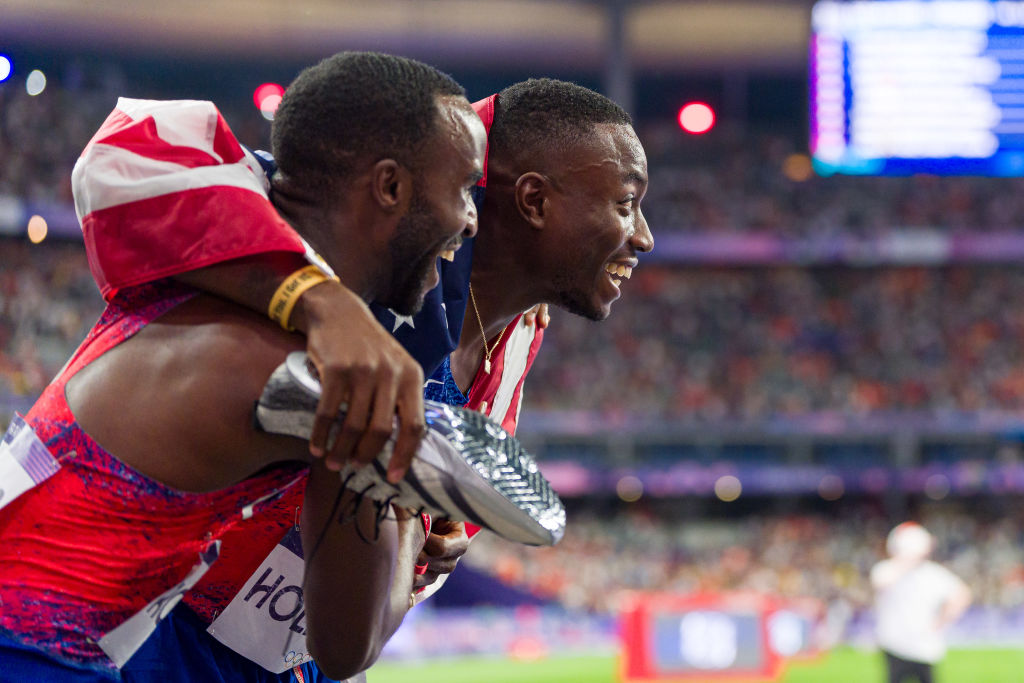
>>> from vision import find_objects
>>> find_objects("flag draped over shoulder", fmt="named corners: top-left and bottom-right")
top-left (72, 98), bottom-right (304, 301)
top-left (71, 95), bottom-right (507, 379)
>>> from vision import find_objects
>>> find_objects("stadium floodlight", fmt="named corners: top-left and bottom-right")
top-left (253, 82), bottom-right (284, 121)
top-left (677, 102), bottom-right (716, 134)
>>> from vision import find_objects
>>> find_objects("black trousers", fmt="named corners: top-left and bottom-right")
top-left (884, 650), bottom-right (934, 683)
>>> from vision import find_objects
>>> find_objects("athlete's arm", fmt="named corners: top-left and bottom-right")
top-left (937, 575), bottom-right (972, 630)
top-left (175, 253), bottom-right (426, 477)
top-left (301, 460), bottom-right (424, 679)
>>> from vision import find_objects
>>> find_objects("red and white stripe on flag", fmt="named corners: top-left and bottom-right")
top-left (73, 98), bottom-right (304, 301)
top-left (465, 313), bottom-right (544, 437)
top-left (461, 313), bottom-right (544, 539)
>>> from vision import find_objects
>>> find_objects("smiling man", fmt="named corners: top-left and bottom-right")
top-left (443, 79), bottom-right (653, 423)
top-left (0, 51), bottom-right (485, 682)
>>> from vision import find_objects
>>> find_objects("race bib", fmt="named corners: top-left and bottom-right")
top-left (99, 541), bottom-right (221, 668)
top-left (206, 527), bottom-right (313, 673)
top-left (0, 414), bottom-right (60, 510)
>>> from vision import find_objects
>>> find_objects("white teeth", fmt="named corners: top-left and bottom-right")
top-left (611, 278), bottom-right (621, 287)
top-left (605, 263), bottom-right (633, 279)
top-left (440, 249), bottom-right (455, 262)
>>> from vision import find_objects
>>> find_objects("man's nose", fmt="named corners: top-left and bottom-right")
top-left (462, 203), bottom-right (479, 239)
top-left (631, 211), bottom-right (653, 253)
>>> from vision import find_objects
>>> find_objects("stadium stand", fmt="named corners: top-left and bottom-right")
top-left (5, 70), bottom-right (1024, 661)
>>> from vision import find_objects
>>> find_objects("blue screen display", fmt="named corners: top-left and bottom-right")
top-left (650, 610), bottom-right (764, 673)
top-left (811, 0), bottom-right (1024, 175)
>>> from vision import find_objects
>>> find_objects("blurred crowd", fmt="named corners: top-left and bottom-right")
top-left (0, 70), bottom-right (107, 204)
top-left (529, 264), bottom-right (1024, 422)
top-left (465, 500), bottom-right (1024, 617)
top-left (0, 239), bottom-right (102, 413)
top-left (7, 74), bottom-right (1024, 425)
top-left (9, 247), bottom-right (1024, 424)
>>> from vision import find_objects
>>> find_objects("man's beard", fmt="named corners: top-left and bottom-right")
top-left (550, 270), bottom-right (608, 322)
top-left (382, 198), bottom-right (445, 316)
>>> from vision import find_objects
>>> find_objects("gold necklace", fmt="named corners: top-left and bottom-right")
top-left (468, 284), bottom-right (505, 374)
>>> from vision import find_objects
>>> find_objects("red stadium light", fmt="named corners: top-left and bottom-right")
top-left (253, 82), bottom-right (285, 119)
top-left (677, 102), bottom-right (715, 134)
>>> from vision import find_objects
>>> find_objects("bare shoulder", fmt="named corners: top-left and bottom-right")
top-left (67, 294), bottom-right (310, 492)
top-left (164, 295), bottom-right (305, 386)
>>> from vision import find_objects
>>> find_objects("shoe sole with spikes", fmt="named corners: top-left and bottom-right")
top-left (255, 352), bottom-right (565, 546)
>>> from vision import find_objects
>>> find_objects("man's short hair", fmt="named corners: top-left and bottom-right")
top-left (489, 78), bottom-right (632, 170)
top-left (271, 51), bottom-right (464, 194)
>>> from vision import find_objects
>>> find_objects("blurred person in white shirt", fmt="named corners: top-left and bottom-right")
top-left (871, 522), bottom-right (972, 683)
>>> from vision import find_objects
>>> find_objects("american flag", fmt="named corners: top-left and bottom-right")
top-left (72, 98), bottom-right (305, 303)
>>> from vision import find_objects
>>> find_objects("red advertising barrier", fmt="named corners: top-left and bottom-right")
top-left (620, 592), bottom-right (824, 683)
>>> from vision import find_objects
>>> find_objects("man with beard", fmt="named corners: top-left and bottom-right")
top-left (0, 51), bottom-right (485, 682)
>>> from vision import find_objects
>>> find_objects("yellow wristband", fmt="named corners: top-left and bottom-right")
top-left (267, 265), bottom-right (337, 331)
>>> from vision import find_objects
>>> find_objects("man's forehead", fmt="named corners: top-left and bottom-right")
top-left (561, 122), bottom-right (646, 182)
top-left (432, 95), bottom-right (487, 159)
top-left (434, 96), bottom-right (481, 134)
top-left (601, 122), bottom-right (647, 173)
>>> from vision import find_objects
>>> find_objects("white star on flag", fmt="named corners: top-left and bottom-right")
top-left (390, 309), bottom-right (416, 332)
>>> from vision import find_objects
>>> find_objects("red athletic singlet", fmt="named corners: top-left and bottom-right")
top-left (0, 282), bottom-right (306, 673)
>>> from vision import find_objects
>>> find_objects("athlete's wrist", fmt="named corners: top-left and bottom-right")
top-left (288, 278), bottom-right (368, 334)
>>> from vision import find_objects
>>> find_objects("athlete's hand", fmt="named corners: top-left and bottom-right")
top-left (523, 303), bottom-right (550, 328)
top-left (291, 280), bottom-right (425, 481)
top-left (413, 520), bottom-right (470, 590)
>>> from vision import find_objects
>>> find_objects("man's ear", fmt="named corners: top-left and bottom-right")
top-left (372, 159), bottom-right (413, 211)
top-left (514, 172), bottom-right (549, 230)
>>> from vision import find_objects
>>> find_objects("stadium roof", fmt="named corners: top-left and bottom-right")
top-left (1, 0), bottom-right (813, 72)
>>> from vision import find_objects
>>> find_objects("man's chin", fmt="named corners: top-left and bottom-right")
top-left (555, 292), bottom-right (611, 322)
top-left (377, 283), bottom-right (426, 317)
top-left (387, 294), bottom-right (426, 318)
top-left (591, 292), bottom-right (620, 321)
top-left (588, 305), bottom-right (612, 322)
top-left (381, 267), bottom-right (438, 317)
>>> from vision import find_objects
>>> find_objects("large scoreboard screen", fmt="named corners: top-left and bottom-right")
top-left (810, 0), bottom-right (1024, 175)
